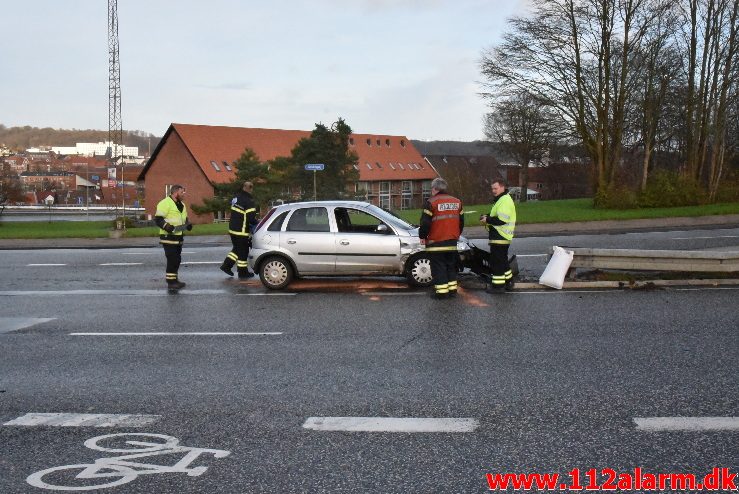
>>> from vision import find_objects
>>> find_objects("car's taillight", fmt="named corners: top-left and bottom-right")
top-left (254, 208), bottom-right (276, 232)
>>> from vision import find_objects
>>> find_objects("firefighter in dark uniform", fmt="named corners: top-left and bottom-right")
top-left (419, 177), bottom-right (464, 299)
top-left (154, 184), bottom-right (192, 289)
top-left (480, 179), bottom-right (517, 293)
top-left (220, 181), bottom-right (259, 279)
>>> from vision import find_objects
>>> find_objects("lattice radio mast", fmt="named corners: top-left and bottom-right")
top-left (108, 0), bottom-right (125, 221)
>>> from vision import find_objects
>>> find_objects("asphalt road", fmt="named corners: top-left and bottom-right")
top-left (0, 228), bottom-right (737, 493)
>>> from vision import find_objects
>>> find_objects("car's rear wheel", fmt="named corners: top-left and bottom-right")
top-left (259, 256), bottom-right (294, 290)
top-left (406, 254), bottom-right (433, 287)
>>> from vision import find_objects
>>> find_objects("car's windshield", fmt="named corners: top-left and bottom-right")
top-left (364, 204), bottom-right (416, 230)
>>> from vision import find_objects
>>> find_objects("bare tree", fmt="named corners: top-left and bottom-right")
top-left (481, 0), bottom-right (671, 201)
top-left (483, 91), bottom-right (561, 201)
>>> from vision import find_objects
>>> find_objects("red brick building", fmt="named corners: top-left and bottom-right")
top-left (139, 123), bottom-right (439, 223)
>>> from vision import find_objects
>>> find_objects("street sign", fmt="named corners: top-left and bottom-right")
top-left (304, 163), bottom-right (325, 171)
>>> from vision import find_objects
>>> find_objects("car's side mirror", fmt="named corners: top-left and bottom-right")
top-left (376, 224), bottom-right (389, 233)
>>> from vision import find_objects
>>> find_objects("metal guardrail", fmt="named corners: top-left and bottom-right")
top-left (562, 248), bottom-right (739, 272)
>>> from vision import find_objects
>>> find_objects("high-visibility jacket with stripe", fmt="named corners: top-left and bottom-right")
top-left (419, 193), bottom-right (464, 251)
top-left (228, 190), bottom-right (257, 236)
top-left (486, 191), bottom-right (516, 244)
top-left (155, 196), bottom-right (188, 245)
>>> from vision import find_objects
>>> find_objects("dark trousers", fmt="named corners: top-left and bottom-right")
top-left (223, 234), bottom-right (251, 276)
top-left (430, 251), bottom-right (459, 295)
top-left (489, 243), bottom-right (511, 286)
top-left (163, 242), bottom-right (183, 283)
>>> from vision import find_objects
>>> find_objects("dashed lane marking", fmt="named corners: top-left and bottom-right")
top-left (671, 235), bottom-right (739, 240)
top-left (634, 417), bottom-right (739, 431)
top-left (303, 417), bottom-right (479, 433)
top-left (4, 413), bottom-right (160, 427)
top-left (70, 332), bottom-right (282, 336)
top-left (99, 262), bottom-right (144, 266)
top-left (0, 317), bottom-right (55, 334)
top-left (0, 289), bottom-right (287, 296)
top-left (26, 263), bottom-right (67, 266)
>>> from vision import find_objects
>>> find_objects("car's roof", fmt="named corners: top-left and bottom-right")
top-left (272, 200), bottom-right (376, 210)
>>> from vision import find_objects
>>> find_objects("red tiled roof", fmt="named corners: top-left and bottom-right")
top-left (142, 123), bottom-right (437, 183)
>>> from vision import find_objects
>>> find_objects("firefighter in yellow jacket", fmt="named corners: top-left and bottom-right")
top-left (480, 179), bottom-right (516, 293)
top-left (154, 184), bottom-right (192, 290)
top-left (418, 178), bottom-right (464, 299)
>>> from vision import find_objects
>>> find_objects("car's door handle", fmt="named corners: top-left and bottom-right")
top-left (287, 239), bottom-right (297, 244)
top-left (339, 240), bottom-right (350, 245)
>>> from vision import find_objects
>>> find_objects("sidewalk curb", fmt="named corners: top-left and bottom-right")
top-left (512, 279), bottom-right (739, 290)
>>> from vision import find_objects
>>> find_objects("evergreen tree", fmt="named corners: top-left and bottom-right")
top-left (290, 118), bottom-right (358, 200)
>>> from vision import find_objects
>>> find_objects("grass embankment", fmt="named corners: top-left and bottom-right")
top-left (1, 199), bottom-right (738, 239)
top-left (393, 198), bottom-right (739, 225)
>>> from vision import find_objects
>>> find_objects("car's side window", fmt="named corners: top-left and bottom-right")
top-left (286, 207), bottom-right (330, 232)
top-left (335, 208), bottom-right (387, 234)
top-left (267, 211), bottom-right (289, 232)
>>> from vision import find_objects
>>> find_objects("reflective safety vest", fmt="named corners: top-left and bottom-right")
top-left (488, 193), bottom-right (516, 244)
top-left (424, 193), bottom-right (463, 249)
top-left (155, 197), bottom-right (187, 244)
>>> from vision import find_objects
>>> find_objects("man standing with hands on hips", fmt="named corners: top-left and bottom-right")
top-left (480, 179), bottom-right (516, 293)
top-left (154, 184), bottom-right (192, 290)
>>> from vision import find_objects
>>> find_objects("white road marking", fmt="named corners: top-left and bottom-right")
top-left (671, 235), bottom-right (739, 240)
top-left (0, 289), bottom-right (228, 296)
top-left (234, 293), bottom-right (298, 296)
top-left (70, 332), bottom-right (282, 336)
top-left (26, 263), bottom-right (67, 266)
top-left (303, 417), bottom-right (479, 433)
top-left (181, 261), bottom-right (221, 265)
top-left (99, 262), bottom-right (143, 266)
top-left (122, 252), bottom-right (157, 255)
top-left (513, 254), bottom-right (549, 257)
top-left (0, 317), bottom-right (55, 334)
top-left (4, 413), bottom-right (160, 427)
top-left (361, 292), bottom-right (425, 296)
top-left (674, 287), bottom-right (739, 291)
top-left (634, 417), bottom-right (739, 431)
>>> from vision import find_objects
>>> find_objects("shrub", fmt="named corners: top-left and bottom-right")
top-left (112, 216), bottom-right (135, 229)
top-left (594, 185), bottom-right (639, 209)
top-left (638, 170), bottom-right (707, 207)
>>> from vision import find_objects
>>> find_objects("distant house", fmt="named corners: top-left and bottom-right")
top-left (138, 123), bottom-right (439, 223)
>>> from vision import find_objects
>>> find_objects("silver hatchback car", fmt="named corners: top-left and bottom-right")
top-left (249, 200), bottom-right (473, 290)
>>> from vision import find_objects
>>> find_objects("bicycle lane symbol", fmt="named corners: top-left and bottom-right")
top-left (26, 433), bottom-right (231, 491)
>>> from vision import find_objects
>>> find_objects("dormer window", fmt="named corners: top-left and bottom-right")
top-left (366, 138), bottom-right (372, 146)
top-left (385, 139), bottom-right (391, 147)
top-left (349, 138), bottom-right (354, 145)
top-left (375, 162), bottom-right (382, 169)
top-left (210, 160), bottom-right (221, 171)
top-left (400, 140), bottom-right (406, 147)
top-left (376, 139), bottom-right (381, 146)
top-left (366, 162), bottom-right (372, 170)
top-left (389, 163), bottom-right (396, 170)
top-left (222, 161), bottom-right (232, 171)
top-left (398, 163), bottom-right (405, 170)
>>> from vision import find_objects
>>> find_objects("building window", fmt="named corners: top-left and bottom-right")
top-left (422, 180), bottom-right (432, 201)
top-left (355, 181), bottom-right (369, 200)
top-left (385, 138), bottom-right (391, 147)
top-left (375, 162), bottom-right (382, 169)
top-left (165, 184), bottom-right (175, 196)
top-left (401, 181), bottom-right (413, 210)
top-left (210, 160), bottom-right (221, 171)
top-left (349, 138), bottom-right (354, 145)
top-left (366, 138), bottom-right (372, 146)
top-left (366, 162), bottom-right (372, 170)
top-left (537, 183), bottom-right (543, 189)
top-left (222, 161), bottom-right (232, 171)
top-left (353, 164), bottom-right (359, 170)
top-left (398, 163), bottom-right (405, 170)
top-left (379, 181), bottom-right (391, 210)
top-left (400, 140), bottom-right (406, 147)
top-left (389, 163), bottom-right (396, 170)
top-left (376, 139), bottom-right (381, 146)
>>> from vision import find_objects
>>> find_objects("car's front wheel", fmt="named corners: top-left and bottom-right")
top-left (405, 254), bottom-right (433, 287)
top-left (259, 256), bottom-right (294, 290)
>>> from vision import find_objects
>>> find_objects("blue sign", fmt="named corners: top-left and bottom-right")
top-left (91, 175), bottom-right (100, 181)
top-left (304, 163), bottom-right (325, 171)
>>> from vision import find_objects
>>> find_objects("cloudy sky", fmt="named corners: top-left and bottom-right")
top-left (2, 0), bottom-right (530, 141)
